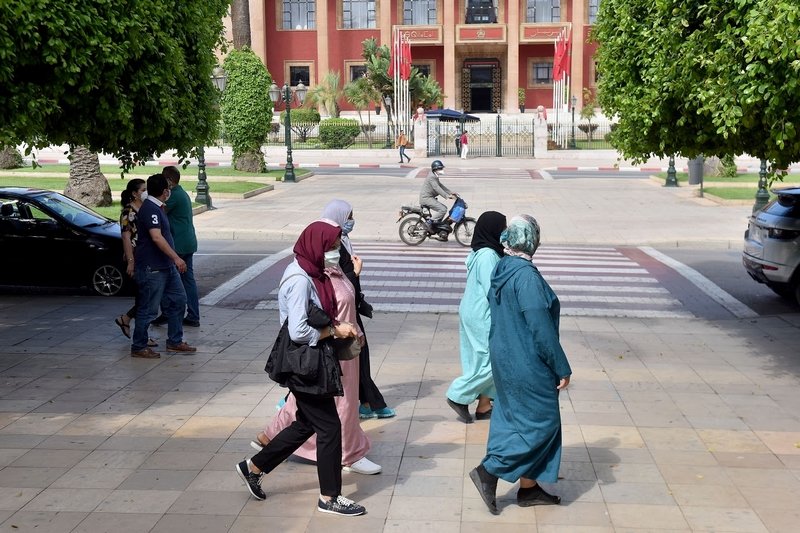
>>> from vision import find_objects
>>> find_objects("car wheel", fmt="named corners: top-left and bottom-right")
top-left (92, 264), bottom-right (125, 296)
top-left (766, 282), bottom-right (794, 300)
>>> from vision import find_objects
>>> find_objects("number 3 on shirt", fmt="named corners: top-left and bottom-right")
top-left (151, 214), bottom-right (159, 225)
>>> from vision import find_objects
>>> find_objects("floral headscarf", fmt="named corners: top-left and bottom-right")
top-left (500, 214), bottom-right (541, 260)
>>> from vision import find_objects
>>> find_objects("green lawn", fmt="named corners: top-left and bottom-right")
top-left (703, 187), bottom-right (775, 201)
top-left (655, 172), bottom-right (768, 183)
top-left (0, 176), bottom-right (269, 194)
top-left (89, 202), bottom-right (203, 220)
top-left (9, 163), bottom-right (296, 179)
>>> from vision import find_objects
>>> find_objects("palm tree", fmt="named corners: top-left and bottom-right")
top-left (64, 146), bottom-right (112, 207)
top-left (231, 0), bottom-right (251, 48)
top-left (344, 77), bottom-right (381, 148)
top-left (306, 71), bottom-right (344, 117)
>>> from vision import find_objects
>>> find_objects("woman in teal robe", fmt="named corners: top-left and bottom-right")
top-left (469, 214), bottom-right (572, 514)
top-left (446, 211), bottom-right (506, 423)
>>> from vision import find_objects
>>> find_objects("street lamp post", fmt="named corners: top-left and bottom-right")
top-left (383, 95), bottom-right (393, 149)
top-left (196, 66), bottom-right (227, 208)
top-left (665, 155), bottom-right (678, 187)
top-left (269, 81), bottom-right (307, 183)
top-left (753, 159), bottom-right (770, 213)
top-left (569, 95), bottom-right (577, 149)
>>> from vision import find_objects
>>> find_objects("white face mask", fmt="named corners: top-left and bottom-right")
top-left (437, 170), bottom-right (445, 176)
top-left (139, 191), bottom-right (148, 202)
top-left (324, 250), bottom-right (340, 267)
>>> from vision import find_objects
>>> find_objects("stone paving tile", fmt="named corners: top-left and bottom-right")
top-left (21, 487), bottom-right (107, 512)
top-left (71, 512), bottom-right (162, 533)
top-left (682, 506), bottom-right (769, 532)
top-left (0, 487), bottom-right (40, 511)
top-left (94, 489), bottom-right (183, 514)
top-left (0, 510), bottom-right (87, 532)
top-left (606, 503), bottom-right (688, 529)
top-left (150, 513), bottom-right (237, 532)
top-left (669, 483), bottom-right (748, 507)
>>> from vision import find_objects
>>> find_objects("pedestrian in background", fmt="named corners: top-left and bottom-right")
top-left (469, 214), bottom-right (572, 514)
top-left (460, 130), bottom-right (469, 159)
top-left (130, 174), bottom-right (195, 358)
top-left (455, 129), bottom-right (463, 156)
top-left (396, 130), bottom-right (411, 163)
top-left (163, 166), bottom-right (200, 327)
top-left (446, 211), bottom-right (506, 423)
top-left (114, 179), bottom-right (157, 348)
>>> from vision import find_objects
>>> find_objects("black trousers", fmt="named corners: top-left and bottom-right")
top-left (356, 313), bottom-right (387, 410)
top-left (250, 391), bottom-right (342, 497)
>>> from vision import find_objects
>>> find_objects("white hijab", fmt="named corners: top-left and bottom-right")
top-left (320, 199), bottom-right (354, 254)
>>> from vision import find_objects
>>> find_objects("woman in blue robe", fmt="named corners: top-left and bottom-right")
top-left (469, 214), bottom-right (572, 514)
top-left (446, 211), bottom-right (506, 423)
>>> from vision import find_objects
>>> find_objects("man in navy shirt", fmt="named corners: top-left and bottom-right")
top-left (130, 174), bottom-right (196, 358)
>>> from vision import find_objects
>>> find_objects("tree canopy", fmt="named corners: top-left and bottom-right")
top-left (0, 0), bottom-right (230, 168)
top-left (593, 0), bottom-right (800, 169)
top-left (361, 38), bottom-right (443, 110)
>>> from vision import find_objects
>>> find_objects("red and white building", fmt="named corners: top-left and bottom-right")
top-left (235, 0), bottom-right (601, 113)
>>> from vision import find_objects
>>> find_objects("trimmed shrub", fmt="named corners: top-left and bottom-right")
top-left (721, 154), bottom-right (738, 178)
top-left (220, 47), bottom-right (273, 172)
top-left (319, 118), bottom-right (361, 148)
top-left (280, 108), bottom-right (321, 142)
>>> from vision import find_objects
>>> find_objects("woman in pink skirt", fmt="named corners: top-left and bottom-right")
top-left (252, 217), bottom-right (382, 476)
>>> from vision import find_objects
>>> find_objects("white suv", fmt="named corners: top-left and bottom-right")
top-left (743, 187), bottom-right (800, 306)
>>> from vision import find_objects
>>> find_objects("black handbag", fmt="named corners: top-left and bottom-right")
top-left (332, 337), bottom-right (361, 361)
top-left (265, 299), bottom-right (343, 397)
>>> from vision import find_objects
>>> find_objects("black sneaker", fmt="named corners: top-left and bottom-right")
top-left (235, 460), bottom-right (266, 500)
top-left (317, 495), bottom-right (366, 516)
top-left (517, 485), bottom-right (561, 506)
top-left (183, 318), bottom-right (200, 327)
top-left (151, 314), bottom-right (168, 326)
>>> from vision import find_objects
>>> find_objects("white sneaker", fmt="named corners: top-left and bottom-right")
top-left (342, 457), bottom-right (382, 475)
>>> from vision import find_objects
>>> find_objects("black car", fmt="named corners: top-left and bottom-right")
top-left (0, 187), bottom-right (129, 296)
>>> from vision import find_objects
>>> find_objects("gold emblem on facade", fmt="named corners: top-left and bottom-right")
top-left (476, 29), bottom-right (486, 39)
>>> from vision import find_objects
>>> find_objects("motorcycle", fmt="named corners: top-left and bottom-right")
top-left (397, 196), bottom-right (477, 246)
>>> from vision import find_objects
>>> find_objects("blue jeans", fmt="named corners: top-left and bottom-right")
top-left (132, 265), bottom-right (186, 351)
top-left (179, 253), bottom-right (200, 323)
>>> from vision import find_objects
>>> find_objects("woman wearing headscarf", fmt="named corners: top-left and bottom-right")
top-left (252, 201), bottom-right (382, 476)
top-left (445, 211), bottom-right (506, 423)
top-left (235, 221), bottom-right (367, 517)
top-left (321, 199), bottom-right (396, 420)
top-left (469, 214), bottom-right (572, 515)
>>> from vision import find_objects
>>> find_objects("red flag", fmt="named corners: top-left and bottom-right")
top-left (552, 32), bottom-right (564, 80)
top-left (401, 40), bottom-right (412, 80)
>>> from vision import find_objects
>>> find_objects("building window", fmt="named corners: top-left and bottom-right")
top-left (465, 0), bottom-right (497, 24)
top-left (289, 66), bottom-right (311, 86)
top-left (403, 0), bottom-right (437, 25)
top-left (413, 64), bottom-right (432, 78)
top-left (343, 0), bottom-right (376, 29)
top-left (283, 0), bottom-right (315, 29)
top-left (588, 0), bottom-right (600, 24)
top-left (526, 0), bottom-right (560, 23)
top-left (531, 61), bottom-right (553, 85)
top-left (349, 65), bottom-right (368, 81)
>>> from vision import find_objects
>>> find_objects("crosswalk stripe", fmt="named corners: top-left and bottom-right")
top-left (245, 242), bottom-right (694, 319)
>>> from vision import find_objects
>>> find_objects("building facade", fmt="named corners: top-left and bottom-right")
top-left (245, 0), bottom-right (600, 113)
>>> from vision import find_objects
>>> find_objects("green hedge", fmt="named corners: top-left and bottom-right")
top-left (318, 118), bottom-right (361, 148)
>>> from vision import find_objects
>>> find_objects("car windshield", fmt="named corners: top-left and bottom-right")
top-left (37, 192), bottom-right (110, 227)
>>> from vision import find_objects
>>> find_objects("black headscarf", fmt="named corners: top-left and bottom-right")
top-left (471, 211), bottom-right (506, 256)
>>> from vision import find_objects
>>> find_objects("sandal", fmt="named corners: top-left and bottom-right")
top-left (115, 316), bottom-right (131, 339)
top-left (148, 338), bottom-right (158, 347)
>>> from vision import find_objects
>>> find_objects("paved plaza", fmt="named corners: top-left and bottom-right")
top-left (1, 149), bottom-right (799, 531)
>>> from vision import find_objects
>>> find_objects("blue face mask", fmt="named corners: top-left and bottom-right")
top-left (342, 219), bottom-right (355, 235)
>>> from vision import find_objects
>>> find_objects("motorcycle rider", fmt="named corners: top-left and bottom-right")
top-left (420, 160), bottom-right (458, 238)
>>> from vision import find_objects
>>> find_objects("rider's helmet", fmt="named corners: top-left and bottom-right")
top-left (431, 160), bottom-right (445, 172)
